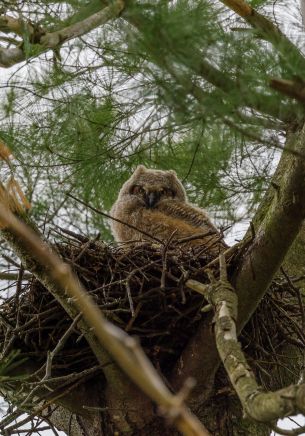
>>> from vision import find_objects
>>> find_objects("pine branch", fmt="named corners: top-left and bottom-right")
top-left (270, 77), bottom-right (305, 104)
top-left (40, 2), bottom-right (124, 48)
top-left (0, 15), bottom-right (36, 37)
top-left (196, 59), bottom-right (295, 123)
top-left (0, 1), bottom-right (124, 68)
top-left (219, 0), bottom-right (305, 70)
top-left (122, 11), bottom-right (296, 124)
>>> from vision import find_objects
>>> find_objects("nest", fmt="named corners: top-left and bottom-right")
top-left (0, 229), bottom-right (304, 393)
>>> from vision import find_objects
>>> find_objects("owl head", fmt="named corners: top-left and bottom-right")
top-left (119, 165), bottom-right (187, 208)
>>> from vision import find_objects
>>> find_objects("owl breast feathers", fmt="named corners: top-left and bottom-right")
top-left (110, 165), bottom-right (227, 256)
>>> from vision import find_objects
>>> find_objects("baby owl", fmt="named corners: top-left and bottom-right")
top-left (110, 165), bottom-right (227, 256)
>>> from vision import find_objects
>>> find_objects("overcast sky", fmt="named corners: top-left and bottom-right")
top-left (0, 1), bottom-right (305, 435)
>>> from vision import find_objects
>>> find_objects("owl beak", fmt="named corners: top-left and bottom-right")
top-left (146, 191), bottom-right (159, 208)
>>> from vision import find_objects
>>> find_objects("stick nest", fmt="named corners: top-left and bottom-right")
top-left (0, 229), bottom-right (304, 392)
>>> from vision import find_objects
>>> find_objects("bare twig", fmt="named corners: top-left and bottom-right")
top-left (0, 272), bottom-right (31, 281)
top-left (44, 313), bottom-right (82, 379)
top-left (0, 204), bottom-right (209, 436)
top-left (67, 193), bottom-right (163, 244)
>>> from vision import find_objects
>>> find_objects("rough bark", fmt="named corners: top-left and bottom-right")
top-left (170, 124), bottom-right (305, 410)
top-left (233, 126), bottom-right (305, 330)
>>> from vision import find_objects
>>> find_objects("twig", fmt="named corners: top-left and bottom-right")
top-left (0, 272), bottom-right (31, 281)
top-left (271, 423), bottom-right (305, 436)
top-left (0, 204), bottom-right (209, 436)
top-left (197, 237), bottom-right (250, 272)
top-left (176, 231), bottom-right (216, 245)
top-left (67, 193), bottom-right (163, 244)
top-left (125, 280), bottom-right (135, 317)
top-left (161, 230), bottom-right (177, 289)
top-left (44, 313), bottom-right (82, 379)
top-left (280, 267), bottom-right (305, 335)
top-left (2, 255), bottom-right (20, 268)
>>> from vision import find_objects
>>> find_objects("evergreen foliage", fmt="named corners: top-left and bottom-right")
top-left (1, 1), bottom-right (305, 435)
top-left (0, 0), bottom-right (303, 238)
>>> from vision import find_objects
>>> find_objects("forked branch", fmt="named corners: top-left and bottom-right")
top-left (207, 255), bottom-right (305, 435)
top-left (173, 122), bottom-right (305, 403)
top-left (0, 1), bottom-right (124, 68)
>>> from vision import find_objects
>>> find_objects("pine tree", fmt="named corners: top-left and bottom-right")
top-left (0, 1), bottom-right (305, 435)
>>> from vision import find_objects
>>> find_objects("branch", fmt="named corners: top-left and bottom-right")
top-left (0, 204), bottom-right (209, 436)
top-left (233, 121), bottom-right (305, 331)
top-left (219, 0), bottom-right (305, 71)
top-left (0, 15), bottom-right (36, 37)
top-left (208, 255), bottom-right (305, 426)
top-left (40, 1), bottom-right (124, 49)
top-left (172, 122), bottom-right (305, 403)
top-left (195, 59), bottom-right (294, 123)
top-left (0, 271), bottom-right (31, 280)
top-left (270, 77), bottom-right (305, 104)
top-left (0, 2), bottom-right (124, 68)
top-left (121, 10), bottom-right (294, 124)
top-left (302, 0), bottom-right (305, 27)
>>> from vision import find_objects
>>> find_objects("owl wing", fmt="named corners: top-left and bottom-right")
top-left (110, 196), bottom-right (227, 254)
top-left (158, 199), bottom-right (218, 233)
top-left (157, 199), bottom-right (228, 252)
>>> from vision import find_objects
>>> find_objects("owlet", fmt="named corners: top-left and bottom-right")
top-left (110, 165), bottom-right (227, 256)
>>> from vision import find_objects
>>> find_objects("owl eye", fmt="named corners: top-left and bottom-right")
top-left (130, 185), bottom-right (144, 195)
top-left (161, 188), bottom-right (175, 198)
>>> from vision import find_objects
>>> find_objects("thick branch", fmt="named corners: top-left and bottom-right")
top-left (219, 0), bottom-right (305, 71)
top-left (0, 15), bottom-right (35, 37)
top-left (0, 205), bottom-right (209, 436)
top-left (0, 2), bottom-right (124, 68)
top-left (40, 2), bottom-right (124, 48)
top-left (172, 122), bottom-right (305, 403)
top-left (270, 77), bottom-right (305, 104)
top-left (233, 122), bottom-right (305, 330)
top-left (209, 256), bottom-right (305, 425)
